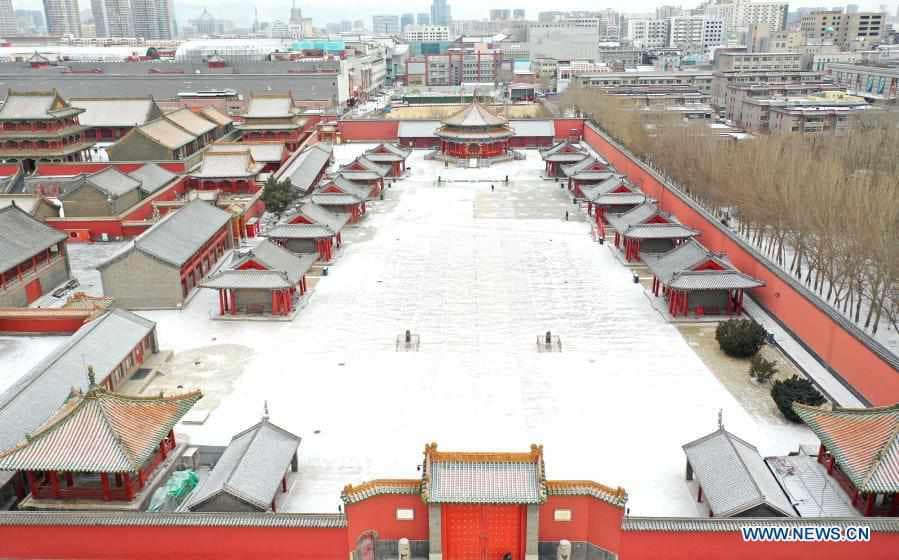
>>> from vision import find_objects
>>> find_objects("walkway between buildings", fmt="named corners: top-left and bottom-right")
top-left (743, 297), bottom-right (865, 408)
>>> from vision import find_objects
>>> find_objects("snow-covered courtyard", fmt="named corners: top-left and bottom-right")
top-left (0, 146), bottom-right (816, 516)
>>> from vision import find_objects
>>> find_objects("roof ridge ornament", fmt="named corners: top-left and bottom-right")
top-left (718, 408), bottom-right (724, 430)
top-left (263, 400), bottom-right (270, 421)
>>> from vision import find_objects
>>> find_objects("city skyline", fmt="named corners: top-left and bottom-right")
top-left (9, 0), bottom-right (899, 31)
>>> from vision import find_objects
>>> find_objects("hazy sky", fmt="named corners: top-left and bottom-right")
top-left (14, 0), bottom-right (899, 26)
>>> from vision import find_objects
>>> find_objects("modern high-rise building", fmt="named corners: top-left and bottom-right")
top-left (401, 13), bottom-right (415, 31)
top-left (431, 0), bottom-right (451, 26)
top-left (91, 0), bottom-right (134, 37)
top-left (669, 16), bottom-right (724, 54)
top-left (627, 18), bottom-right (671, 48)
top-left (417, 13), bottom-right (430, 25)
top-left (372, 15), bottom-right (400, 34)
top-left (132, 0), bottom-right (176, 39)
top-left (289, 0), bottom-right (302, 25)
top-left (513, 9), bottom-right (526, 20)
top-left (43, 0), bottom-right (82, 36)
top-left (490, 9), bottom-right (511, 21)
top-left (0, 0), bottom-right (17, 36)
top-left (800, 10), bottom-right (887, 47)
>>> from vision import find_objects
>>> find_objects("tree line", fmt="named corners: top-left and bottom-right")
top-left (561, 84), bottom-right (899, 339)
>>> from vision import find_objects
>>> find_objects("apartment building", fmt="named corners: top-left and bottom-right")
top-left (403, 25), bottom-right (450, 42)
top-left (800, 11), bottom-right (887, 49)
top-left (627, 19), bottom-right (671, 48)
top-left (711, 70), bottom-right (827, 109)
top-left (669, 16), bottom-right (724, 55)
top-left (716, 51), bottom-right (803, 72)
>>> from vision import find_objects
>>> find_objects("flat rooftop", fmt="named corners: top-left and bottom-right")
top-left (2, 146), bottom-right (816, 516)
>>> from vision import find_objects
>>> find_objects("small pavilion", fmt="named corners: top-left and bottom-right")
top-left (337, 156), bottom-right (389, 198)
top-left (363, 143), bottom-right (411, 177)
top-left (794, 403), bottom-right (899, 517)
top-left (283, 202), bottom-right (349, 238)
top-left (579, 175), bottom-right (643, 230)
top-left (267, 224), bottom-right (341, 262)
top-left (0, 370), bottom-right (200, 508)
top-left (608, 202), bottom-right (697, 261)
top-left (434, 99), bottom-right (515, 165)
top-left (201, 240), bottom-right (316, 318)
top-left (561, 156), bottom-right (613, 198)
top-left (644, 240), bottom-right (763, 317)
top-left (540, 140), bottom-right (589, 177)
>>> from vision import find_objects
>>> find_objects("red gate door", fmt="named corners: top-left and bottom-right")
top-left (24, 278), bottom-right (42, 304)
top-left (444, 504), bottom-right (523, 560)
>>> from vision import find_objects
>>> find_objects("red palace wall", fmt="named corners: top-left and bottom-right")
top-left (582, 124), bottom-right (899, 405)
top-left (539, 495), bottom-right (624, 553)
top-left (345, 494), bottom-right (429, 551)
top-left (339, 120), bottom-right (399, 142)
top-left (0, 310), bottom-right (92, 334)
top-left (619, 528), bottom-right (899, 560)
top-left (0, 525), bottom-right (347, 560)
top-left (553, 119), bottom-right (586, 140)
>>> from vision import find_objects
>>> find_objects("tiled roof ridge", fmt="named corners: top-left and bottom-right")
top-left (860, 422), bottom-right (899, 489)
top-left (545, 479), bottom-right (628, 506)
top-left (0, 511), bottom-right (349, 528)
top-left (425, 442), bottom-right (544, 464)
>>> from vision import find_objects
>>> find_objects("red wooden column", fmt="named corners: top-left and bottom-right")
top-left (218, 289), bottom-right (225, 315)
top-left (64, 472), bottom-right (74, 487)
top-left (230, 289), bottom-right (237, 316)
top-left (25, 471), bottom-right (39, 498)
top-left (49, 471), bottom-right (60, 499)
top-left (123, 473), bottom-right (134, 500)
top-left (160, 439), bottom-right (168, 460)
top-left (100, 473), bottom-right (111, 501)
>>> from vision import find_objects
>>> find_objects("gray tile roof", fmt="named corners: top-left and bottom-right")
top-left (540, 140), bottom-right (585, 158)
top-left (82, 167), bottom-right (142, 197)
top-left (0, 204), bottom-right (67, 273)
top-left (591, 192), bottom-right (646, 206)
top-left (509, 119), bottom-right (555, 137)
top-left (0, 512), bottom-right (347, 528)
top-left (606, 202), bottom-right (664, 231)
top-left (545, 480), bottom-right (628, 507)
top-left (428, 461), bottom-right (543, 504)
top-left (364, 143), bottom-right (411, 161)
top-left (561, 155), bottom-right (609, 177)
top-left (245, 95), bottom-right (295, 118)
top-left (188, 419), bottom-right (301, 511)
top-left (441, 100), bottom-right (508, 127)
top-left (0, 309), bottom-right (156, 452)
top-left (340, 156), bottom-right (389, 177)
top-left (70, 98), bottom-right (159, 127)
top-left (136, 118), bottom-right (197, 150)
top-left (231, 239), bottom-right (317, 283)
top-left (683, 428), bottom-right (797, 518)
top-left (321, 175), bottom-right (372, 200)
top-left (201, 269), bottom-right (293, 290)
top-left (579, 175), bottom-right (631, 200)
top-left (397, 120), bottom-right (440, 138)
top-left (267, 224), bottom-right (336, 239)
top-left (643, 240), bottom-right (723, 284)
top-left (191, 150), bottom-right (263, 179)
top-left (668, 271), bottom-right (765, 291)
top-left (164, 108), bottom-right (218, 136)
top-left (208, 143), bottom-right (285, 163)
top-left (0, 90), bottom-right (82, 121)
top-left (102, 199), bottom-right (231, 268)
top-left (619, 223), bottom-right (698, 240)
top-left (276, 143), bottom-right (332, 192)
top-left (283, 202), bottom-right (349, 233)
top-left (341, 480), bottom-right (421, 505)
top-left (310, 193), bottom-right (364, 206)
top-left (127, 163), bottom-right (177, 195)
top-left (622, 517), bottom-right (898, 532)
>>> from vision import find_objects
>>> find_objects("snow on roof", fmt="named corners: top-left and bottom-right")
top-left (245, 94), bottom-right (295, 118)
top-left (165, 107), bottom-right (217, 136)
top-left (208, 143), bottom-right (285, 163)
top-left (128, 163), bottom-right (177, 195)
top-left (683, 428), bottom-right (797, 517)
top-left (188, 418), bottom-right (301, 511)
top-left (277, 143), bottom-right (332, 191)
top-left (0, 309), bottom-right (156, 453)
top-left (0, 205), bottom-right (67, 273)
top-left (70, 97), bottom-right (159, 127)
